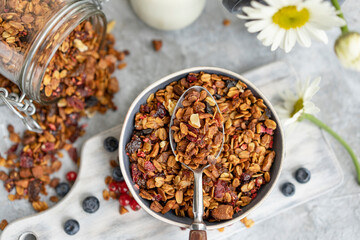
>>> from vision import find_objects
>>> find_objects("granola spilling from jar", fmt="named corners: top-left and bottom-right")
top-left (0, 0), bottom-right (66, 74)
top-left (125, 72), bottom-right (277, 221)
top-left (0, 21), bottom-right (127, 212)
top-left (171, 88), bottom-right (224, 169)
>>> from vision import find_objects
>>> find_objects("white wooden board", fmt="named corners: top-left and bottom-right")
top-left (0, 62), bottom-right (343, 240)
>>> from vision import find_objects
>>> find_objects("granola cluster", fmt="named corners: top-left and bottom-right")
top-left (126, 72), bottom-right (277, 221)
top-left (171, 88), bottom-right (224, 169)
top-left (0, 21), bottom-right (126, 212)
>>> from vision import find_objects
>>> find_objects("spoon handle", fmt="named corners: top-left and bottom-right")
top-left (189, 230), bottom-right (207, 240)
top-left (191, 172), bottom-right (206, 230)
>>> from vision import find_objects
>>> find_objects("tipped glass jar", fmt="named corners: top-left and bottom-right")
top-left (0, 0), bottom-right (107, 132)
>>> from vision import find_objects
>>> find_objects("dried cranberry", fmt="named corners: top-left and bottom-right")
top-left (6, 144), bottom-right (18, 154)
top-left (137, 152), bottom-right (146, 158)
top-left (255, 176), bottom-right (264, 187)
top-left (143, 104), bottom-right (150, 113)
top-left (214, 181), bottom-right (226, 199)
top-left (186, 124), bottom-right (199, 134)
top-left (131, 164), bottom-right (142, 183)
top-left (154, 103), bottom-right (167, 118)
top-left (186, 74), bottom-right (197, 83)
top-left (126, 135), bottom-right (142, 154)
top-left (20, 153), bottom-right (34, 168)
top-left (240, 173), bottom-right (251, 182)
top-left (144, 161), bottom-right (156, 172)
top-left (65, 113), bottom-right (80, 126)
top-left (154, 194), bottom-right (162, 201)
top-left (67, 96), bottom-right (85, 110)
top-left (186, 135), bottom-right (197, 142)
top-left (41, 142), bottom-right (55, 153)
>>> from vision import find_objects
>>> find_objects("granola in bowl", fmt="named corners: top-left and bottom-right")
top-left (124, 71), bottom-right (279, 222)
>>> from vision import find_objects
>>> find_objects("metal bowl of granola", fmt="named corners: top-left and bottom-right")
top-left (119, 67), bottom-right (284, 230)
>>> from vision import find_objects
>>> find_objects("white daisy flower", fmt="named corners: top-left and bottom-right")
top-left (238, 0), bottom-right (346, 52)
top-left (276, 77), bottom-right (321, 127)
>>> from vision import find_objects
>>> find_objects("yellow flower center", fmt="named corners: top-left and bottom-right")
top-left (272, 6), bottom-right (310, 30)
top-left (290, 98), bottom-right (304, 117)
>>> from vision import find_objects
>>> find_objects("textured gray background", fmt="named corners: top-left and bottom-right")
top-left (1, 0), bottom-right (360, 239)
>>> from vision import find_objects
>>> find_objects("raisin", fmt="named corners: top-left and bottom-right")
top-left (226, 80), bottom-right (237, 88)
top-left (126, 135), bottom-right (142, 154)
top-left (205, 102), bottom-right (214, 114)
top-left (85, 96), bottom-right (98, 108)
top-left (154, 103), bottom-right (167, 118)
top-left (28, 179), bottom-right (42, 202)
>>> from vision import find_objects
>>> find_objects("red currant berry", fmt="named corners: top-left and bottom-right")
top-left (108, 182), bottom-right (118, 192)
top-left (129, 199), bottom-right (141, 211)
top-left (117, 181), bottom-right (129, 194)
top-left (119, 194), bottom-right (132, 206)
top-left (66, 171), bottom-right (77, 182)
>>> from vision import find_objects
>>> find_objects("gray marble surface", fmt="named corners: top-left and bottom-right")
top-left (1, 0), bottom-right (360, 239)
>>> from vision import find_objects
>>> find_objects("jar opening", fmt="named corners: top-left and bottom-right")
top-left (21, 1), bottom-right (106, 104)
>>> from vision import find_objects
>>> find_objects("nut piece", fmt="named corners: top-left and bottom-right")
top-left (211, 205), bottom-right (234, 220)
top-left (73, 39), bottom-right (88, 52)
top-left (189, 114), bottom-right (201, 128)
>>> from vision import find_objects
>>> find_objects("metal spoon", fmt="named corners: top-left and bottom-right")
top-left (169, 86), bottom-right (224, 240)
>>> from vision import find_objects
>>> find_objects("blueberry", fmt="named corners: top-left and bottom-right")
top-left (112, 167), bottom-right (124, 182)
top-left (56, 182), bottom-right (70, 197)
top-left (64, 219), bottom-right (80, 235)
top-left (281, 182), bottom-right (295, 197)
top-left (104, 136), bottom-right (119, 152)
top-left (82, 196), bottom-right (100, 213)
top-left (295, 167), bottom-right (311, 183)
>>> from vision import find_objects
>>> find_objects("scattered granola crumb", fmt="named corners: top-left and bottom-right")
top-left (0, 219), bottom-right (8, 231)
top-left (223, 19), bottom-right (231, 26)
top-left (117, 62), bottom-right (127, 70)
top-left (50, 196), bottom-right (59, 203)
top-left (152, 40), bottom-right (163, 51)
top-left (107, 20), bottom-right (116, 33)
top-left (120, 206), bottom-right (129, 215)
top-left (241, 217), bottom-right (255, 228)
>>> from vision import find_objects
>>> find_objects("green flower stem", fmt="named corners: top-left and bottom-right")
top-left (302, 113), bottom-right (360, 184)
top-left (330, 0), bottom-right (349, 34)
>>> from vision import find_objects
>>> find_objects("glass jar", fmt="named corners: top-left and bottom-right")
top-left (0, 0), bottom-right (107, 132)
